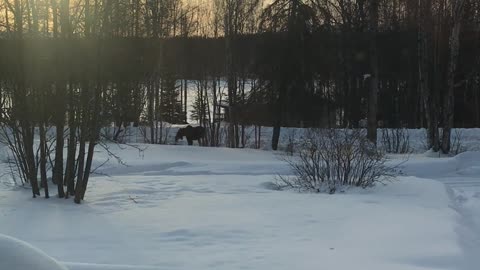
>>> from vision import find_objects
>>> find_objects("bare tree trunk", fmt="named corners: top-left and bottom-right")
top-left (85, 0), bottom-right (90, 36)
top-left (64, 91), bottom-right (77, 197)
top-left (51, 0), bottom-right (58, 38)
top-left (475, 80), bottom-right (480, 127)
top-left (184, 79), bottom-right (188, 123)
top-left (25, 0), bottom-right (33, 32)
top-left (73, 137), bottom-right (85, 204)
top-left (53, 0), bottom-right (70, 198)
top-left (367, 0), bottom-right (379, 145)
top-left (80, 90), bottom-right (102, 201)
top-left (255, 125), bottom-right (262, 149)
top-left (224, 1), bottom-right (239, 149)
top-left (441, 0), bottom-right (465, 154)
top-left (39, 123), bottom-right (49, 198)
top-left (272, 82), bottom-right (283, 151)
top-left (418, 0), bottom-right (439, 151)
top-left (30, 0), bottom-right (39, 35)
top-left (29, 0), bottom-right (45, 197)
top-left (74, 84), bottom-right (87, 204)
top-left (272, 121), bottom-right (281, 151)
top-left (227, 66), bottom-right (238, 148)
top-left (81, 138), bottom-right (96, 200)
top-left (240, 78), bottom-right (246, 148)
top-left (155, 78), bottom-right (160, 143)
top-left (211, 77), bottom-right (221, 146)
top-left (24, 124), bottom-right (39, 196)
top-left (53, 118), bottom-right (65, 198)
top-left (148, 82), bottom-right (155, 143)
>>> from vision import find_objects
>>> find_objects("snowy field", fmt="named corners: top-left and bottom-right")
top-left (1, 131), bottom-right (480, 269)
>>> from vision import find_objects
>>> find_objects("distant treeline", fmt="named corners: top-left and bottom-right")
top-left (0, 31), bottom-right (478, 79)
top-left (1, 29), bottom-right (479, 128)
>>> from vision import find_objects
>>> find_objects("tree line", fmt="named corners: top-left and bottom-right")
top-left (0, 0), bottom-right (478, 201)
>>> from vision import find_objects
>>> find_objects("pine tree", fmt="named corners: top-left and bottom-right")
top-left (160, 73), bottom-right (184, 124)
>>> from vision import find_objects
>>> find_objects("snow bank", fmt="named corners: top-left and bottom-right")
top-left (400, 151), bottom-right (480, 180)
top-left (0, 234), bottom-right (68, 270)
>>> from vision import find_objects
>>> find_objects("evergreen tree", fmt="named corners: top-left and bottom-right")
top-left (160, 72), bottom-right (184, 124)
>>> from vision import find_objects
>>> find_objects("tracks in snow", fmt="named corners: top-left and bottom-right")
top-left (401, 153), bottom-right (480, 270)
top-left (439, 177), bottom-right (480, 270)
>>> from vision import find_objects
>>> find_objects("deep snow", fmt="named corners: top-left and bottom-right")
top-left (0, 142), bottom-right (479, 270)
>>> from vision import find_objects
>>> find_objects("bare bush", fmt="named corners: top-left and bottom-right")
top-left (282, 128), bottom-right (298, 156)
top-left (101, 126), bottom-right (115, 141)
top-left (451, 129), bottom-right (467, 155)
top-left (138, 126), bottom-right (149, 144)
top-left (420, 128), bottom-right (430, 151)
top-left (381, 128), bottom-right (411, 154)
top-left (279, 129), bottom-right (398, 194)
top-left (241, 127), bottom-right (255, 149)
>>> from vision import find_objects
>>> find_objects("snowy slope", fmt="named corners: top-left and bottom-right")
top-left (0, 144), bottom-right (473, 270)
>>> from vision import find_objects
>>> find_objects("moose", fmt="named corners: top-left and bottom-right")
top-left (175, 125), bottom-right (205, 146)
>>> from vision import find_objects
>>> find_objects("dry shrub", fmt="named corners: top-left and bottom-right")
top-left (279, 129), bottom-right (398, 194)
top-left (381, 128), bottom-right (411, 154)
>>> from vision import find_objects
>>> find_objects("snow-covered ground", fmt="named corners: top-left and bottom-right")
top-left (106, 125), bottom-right (480, 153)
top-left (1, 140), bottom-right (480, 269)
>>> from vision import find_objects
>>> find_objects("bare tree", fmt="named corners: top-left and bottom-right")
top-left (367, 0), bottom-right (379, 145)
top-left (441, 0), bottom-right (466, 153)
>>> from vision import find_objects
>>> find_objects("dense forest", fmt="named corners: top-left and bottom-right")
top-left (0, 0), bottom-right (479, 201)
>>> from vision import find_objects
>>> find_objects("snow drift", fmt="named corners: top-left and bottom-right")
top-left (0, 234), bottom-right (68, 270)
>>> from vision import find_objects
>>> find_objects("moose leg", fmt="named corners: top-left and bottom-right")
top-left (187, 138), bottom-right (193, 145)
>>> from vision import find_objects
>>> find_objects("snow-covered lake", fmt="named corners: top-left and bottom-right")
top-left (1, 138), bottom-right (480, 270)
